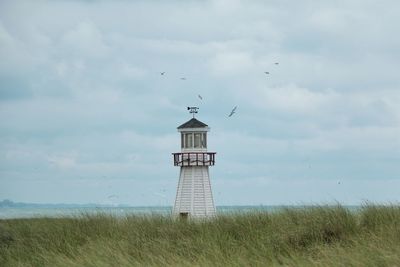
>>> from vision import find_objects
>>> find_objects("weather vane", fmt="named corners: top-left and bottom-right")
top-left (187, 106), bottom-right (199, 118)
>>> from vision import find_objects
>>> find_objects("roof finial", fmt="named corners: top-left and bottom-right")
top-left (187, 107), bottom-right (199, 118)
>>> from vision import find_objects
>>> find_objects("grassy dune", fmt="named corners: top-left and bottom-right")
top-left (1, 205), bottom-right (400, 266)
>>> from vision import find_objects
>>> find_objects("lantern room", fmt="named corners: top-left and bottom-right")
top-left (173, 117), bottom-right (216, 167)
top-left (178, 118), bottom-right (209, 152)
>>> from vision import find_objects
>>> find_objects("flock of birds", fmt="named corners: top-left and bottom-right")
top-left (104, 65), bottom-right (275, 203)
top-left (159, 62), bottom-right (280, 118)
top-left (104, 60), bottom-right (346, 205)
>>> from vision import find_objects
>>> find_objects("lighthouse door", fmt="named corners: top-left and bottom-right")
top-left (179, 212), bottom-right (189, 220)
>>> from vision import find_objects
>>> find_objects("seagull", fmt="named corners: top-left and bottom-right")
top-left (264, 71), bottom-right (270, 74)
top-left (228, 106), bottom-right (237, 117)
top-left (160, 72), bottom-right (165, 75)
top-left (198, 94), bottom-right (203, 100)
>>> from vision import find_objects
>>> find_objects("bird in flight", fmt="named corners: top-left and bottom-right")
top-left (264, 71), bottom-right (270, 74)
top-left (160, 72), bottom-right (165, 75)
top-left (274, 62), bottom-right (279, 65)
top-left (198, 94), bottom-right (203, 100)
top-left (180, 77), bottom-right (186, 80)
top-left (228, 106), bottom-right (237, 117)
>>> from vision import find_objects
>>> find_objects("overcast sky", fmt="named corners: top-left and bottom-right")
top-left (1, 0), bottom-right (399, 206)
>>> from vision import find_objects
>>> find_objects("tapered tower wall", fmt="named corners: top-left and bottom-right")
top-left (173, 166), bottom-right (216, 217)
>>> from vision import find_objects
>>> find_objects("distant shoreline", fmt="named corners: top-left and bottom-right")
top-left (0, 202), bottom-right (365, 220)
top-left (0, 199), bottom-right (370, 209)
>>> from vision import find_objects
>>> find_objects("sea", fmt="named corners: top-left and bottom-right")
top-left (0, 205), bottom-right (361, 219)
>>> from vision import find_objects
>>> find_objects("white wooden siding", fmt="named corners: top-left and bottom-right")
top-left (173, 166), bottom-right (216, 218)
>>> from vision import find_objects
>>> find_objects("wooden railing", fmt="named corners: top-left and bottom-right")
top-left (172, 152), bottom-right (216, 166)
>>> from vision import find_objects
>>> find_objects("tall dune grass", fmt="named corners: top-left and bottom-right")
top-left (1, 205), bottom-right (400, 266)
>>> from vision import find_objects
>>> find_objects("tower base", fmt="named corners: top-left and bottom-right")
top-left (173, 166), bottom-right (216, 218)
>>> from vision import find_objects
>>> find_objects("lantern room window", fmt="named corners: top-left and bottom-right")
top-left (181, 134), bottom-right (184, 148)
top-left (185, 133), bottom-right (193, 148)
top-left (194, 133), bottom-right (201, 148)
top-left (202, 133), bottom-right (207, 148)
top-left (181, 133), bottom-right (207, 149)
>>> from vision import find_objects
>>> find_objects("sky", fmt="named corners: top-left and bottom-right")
top-left (0, 0), bottom-right (399, 206)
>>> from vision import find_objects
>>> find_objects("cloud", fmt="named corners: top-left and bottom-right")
top-left (47, 155), bottom-right (77, 169)
top-left (0, 21), bottom-right (14, 45)
top-left (259, 84), bottom-right (337, 114)
top-left (61, 21), bottom-right (109, 58)
top-left (210, 51), bottom-right (255, 75)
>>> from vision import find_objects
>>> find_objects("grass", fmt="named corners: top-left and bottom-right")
top-left (1, 204), bottom-right (400, 266)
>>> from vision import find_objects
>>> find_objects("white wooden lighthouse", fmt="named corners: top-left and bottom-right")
top-left (172, 107), bottom-right (216, 219)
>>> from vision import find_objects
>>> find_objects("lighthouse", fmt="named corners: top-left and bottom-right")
top-left (172, 107), bottom-right (216, 219)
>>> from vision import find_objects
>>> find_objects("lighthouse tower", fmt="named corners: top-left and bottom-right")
top-left (172, 107), bottom-right (216, 219)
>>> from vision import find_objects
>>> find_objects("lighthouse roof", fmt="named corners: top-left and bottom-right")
top-left (177, 118), bottom-right (208, 129)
